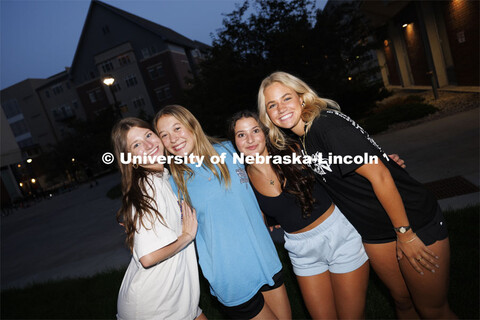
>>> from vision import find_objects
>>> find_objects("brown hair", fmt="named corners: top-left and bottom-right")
top-left (111, 117), bottom-right (166, 252)
top-left (153, 105), bottom-right (231, 206)
top-left (229, 110), bottom-right (316, 218)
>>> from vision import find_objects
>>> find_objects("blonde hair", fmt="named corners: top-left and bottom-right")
top-left (257, 71), bottom-right (340, 149)
top-left (153, 105), bottom-right (231, 206)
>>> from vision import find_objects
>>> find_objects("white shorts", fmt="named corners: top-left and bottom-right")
top-left (284, 206), bottom-right (368, 277)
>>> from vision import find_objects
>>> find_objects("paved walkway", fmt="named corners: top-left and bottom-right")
top-left (1, 108), bottom-right (478, 289)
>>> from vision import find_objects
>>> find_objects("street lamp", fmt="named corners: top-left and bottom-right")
top-left (103, 75), bottom-right (122, 118)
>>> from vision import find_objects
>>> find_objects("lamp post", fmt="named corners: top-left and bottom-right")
top-left (103, 75), bottom-right (122, 118)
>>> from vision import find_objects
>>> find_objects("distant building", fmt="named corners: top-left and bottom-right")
top-left (0, 79), bottom-right (57, 157)
top-left (1, 108), bottom-right (23, 205)
top-left (68, 0), bottom-right (208, 120)
top-left (0, 0), bottom-right (209, 191)
top-left (361, 0), bottom-right (479, 88)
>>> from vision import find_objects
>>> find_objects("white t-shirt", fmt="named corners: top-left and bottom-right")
top-left (117, 169), bottom-right (201, 320)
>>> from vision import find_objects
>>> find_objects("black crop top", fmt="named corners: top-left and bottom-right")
top-left (252, 180), bottom-right (333, 233)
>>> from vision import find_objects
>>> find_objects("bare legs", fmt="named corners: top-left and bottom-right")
top-left (364, 239), bottom-right (456, 319)
top-left (297, 261), bottom-right (369, 319)
top-left (252, 284), bottom-right (292, 320)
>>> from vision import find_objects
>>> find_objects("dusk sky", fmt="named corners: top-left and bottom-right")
top-left (0, 0), bottom-right (327, 90)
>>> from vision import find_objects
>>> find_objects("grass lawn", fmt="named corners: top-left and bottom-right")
top-left (2, 206), bottom-right (478, 319)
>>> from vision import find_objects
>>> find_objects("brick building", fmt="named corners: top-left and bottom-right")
top-left (361, 0), bottom-right (479, 88)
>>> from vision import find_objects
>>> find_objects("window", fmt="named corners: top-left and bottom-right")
top-left (52, 105), bottom-right (75, 121)
top-left (66, 82), bottom-right (71, 89)
top-left (141, 46), bottom-right (158, 59)
top-left (147, 63), bottom-right (165, 79)
top-left (45, 90), bottom-right (50, 98)
top-left (18, 138), bottom-right (34, 148)
top-left (72, 100), bottom-right (79, 109)
top-left (90, 71), bottom-right (96, 79)
top-left (100, 61), bottom-right (114, 73)
top-left (2, 99), bottom-right (21, 118)
top-left (52, 84), bottom-right (64, 95)
top-left (141, 48), bottom-right (151, 59)
top-left (112, 82), bottom-right (122, 92)
top-left (10, 119), bottom-right (29, 137)
top-left (155, 85), bottom-right (172, 102)
top-left (125, 74), bottom-right (138, 87)
top-left (87, 88), bottom-right (104, 103)
top-left (118, 54), bottom-right (131, 66)
top-left (132, 97), bottom-right (146, 109)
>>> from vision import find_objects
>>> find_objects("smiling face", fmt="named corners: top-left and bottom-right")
top-left (126, 126), bottom-right (164, 171)
top-left (264, 82), bottom-right (305, 136)
top-left (234, 117), bottom-right (268, 157)
top-left (155, 115), bottom-right (195, 156)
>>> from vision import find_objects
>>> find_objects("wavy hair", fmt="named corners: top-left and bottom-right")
top-left (111, 117), bottom-right (166, 252)
top-left (153, 105), bottom-right (231, 206)
top-left (257, 71), bottom-right (340, 149)
top-left (229, 110), bottom-right (315, 218)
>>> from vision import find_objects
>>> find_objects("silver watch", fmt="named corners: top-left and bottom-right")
top-left (394, 226), bottom-right (411, 234)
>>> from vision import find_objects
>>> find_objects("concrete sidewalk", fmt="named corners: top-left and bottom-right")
top-left (1, 173), bottom-right (130, 290)
top-left (1, 108), bottom-right (478, 289)
top-left (374, 108), bottom-right (479, 210)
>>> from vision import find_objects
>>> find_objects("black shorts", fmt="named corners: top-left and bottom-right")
top-left (363, 207), bottom-right (448, 246)
top-left (218, 269), bottom-right (284, 319)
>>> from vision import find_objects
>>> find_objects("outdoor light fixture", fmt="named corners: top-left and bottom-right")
top-left (348, 77), bottom-right (352, 81)
top-left (17, 164), bottom-right (21, 168)
top-left (402, 24), bottom-right (408, 28)
top-left (19, 182), bottom-right (23, 187)
top-left (26, 158), bottom-right (32, 163)
top-left (31, 178), bottom-right (36, 184)
top-left (72, 158), bottom-right (75, 162)
top-left (103, 76), bottom-right (115, 86)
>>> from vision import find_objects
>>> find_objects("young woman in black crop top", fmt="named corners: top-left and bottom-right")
top-left (230, 111), bottom-right (369, 319)
top-left (257, 71), bottom-right (456, 319)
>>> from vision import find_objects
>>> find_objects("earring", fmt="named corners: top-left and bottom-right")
top-left (133, 163), bottom-right (139, 169)
top-left (301, 101), bottom-right (305, 107)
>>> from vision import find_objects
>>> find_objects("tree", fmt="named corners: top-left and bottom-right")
top-left (183, 0), bottom-right (387, 135)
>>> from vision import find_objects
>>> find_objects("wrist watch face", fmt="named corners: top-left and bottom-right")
top-left (399, 227), bottom-right (407, 233)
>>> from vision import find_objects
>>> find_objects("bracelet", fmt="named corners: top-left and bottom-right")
top-left (398, 235), bottom-right (417, 243)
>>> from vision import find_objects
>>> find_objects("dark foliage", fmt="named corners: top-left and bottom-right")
top-left (183, 0), bottom-right (387, 135)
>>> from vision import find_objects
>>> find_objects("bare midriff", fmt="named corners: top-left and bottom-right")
top-left (290, 203), bottom-right (335, 234)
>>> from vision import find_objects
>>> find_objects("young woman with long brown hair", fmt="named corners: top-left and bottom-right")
top-left (229, 110), bottom-right (369, 319)
top-left (257, 71), bottom-right (456, 319)
top-left (111, 117), bottom-right (205, 320)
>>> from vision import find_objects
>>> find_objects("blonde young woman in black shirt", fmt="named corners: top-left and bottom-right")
top-left (230, 110), bottom-right (369, 319)
top-left (257, 71), bottom-right (456, 319)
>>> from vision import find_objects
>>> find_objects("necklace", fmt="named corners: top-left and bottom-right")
top-left (251, 166), bottom-right (276, 186)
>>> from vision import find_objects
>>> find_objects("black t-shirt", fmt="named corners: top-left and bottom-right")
top-left (252, 180), bottom-right (333, 233)
top-left (302, 109), bottom-right (438, 241)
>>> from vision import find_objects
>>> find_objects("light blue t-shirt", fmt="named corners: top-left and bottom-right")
top-left (170, 142), bottom-right (281, 306)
